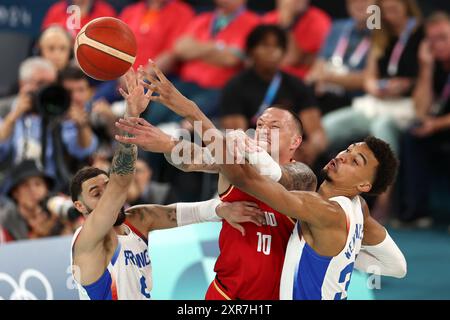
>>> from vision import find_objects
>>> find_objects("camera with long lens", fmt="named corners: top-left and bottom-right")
top-left (40, 195), bottom-right (82, 222)
top-left (29, 84), bottom-right (71, 119)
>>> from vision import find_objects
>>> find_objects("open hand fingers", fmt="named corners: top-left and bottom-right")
top-left (148, 59), bottom-right (168, 83)
top-left (115, 134), bottom-right (138, 145)
top-left (118, 87), bottom-right (129, 100)
top-left (115, 121), bottom-right (148, 136)
top-left (118, 117), bottom-right (153, 129)
top-left (124, 68), bottom-right (136, 92)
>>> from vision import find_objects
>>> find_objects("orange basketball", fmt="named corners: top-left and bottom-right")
top-left (74, 17), bottom-right (137, 81)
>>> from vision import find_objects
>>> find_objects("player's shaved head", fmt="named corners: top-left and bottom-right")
top-left (266, 105), bottom-right (304, 136)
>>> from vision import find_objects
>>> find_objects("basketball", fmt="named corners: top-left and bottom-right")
top-left (74, 17), bottom-right (137, 81)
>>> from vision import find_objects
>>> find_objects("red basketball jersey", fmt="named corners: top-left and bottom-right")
top-left (213, 185), bottom-right (296, 300)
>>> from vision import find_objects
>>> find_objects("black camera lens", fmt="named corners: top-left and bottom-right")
top-left (36, 84), bottom-right (71, 118)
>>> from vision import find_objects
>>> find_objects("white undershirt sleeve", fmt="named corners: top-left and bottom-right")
top-left (176, 198), bottom-right (222, 227)
top-left (355, 229), bottom-right (407, 278)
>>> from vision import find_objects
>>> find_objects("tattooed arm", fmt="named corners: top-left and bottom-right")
top-left (78, 139), bottom-right (137, 246)
top-left (279, 162), bottom-right (317, 192)
top-left (125, 204), bottom-right (178, 232)
top-left (76, 68), bottom-right (147, 248)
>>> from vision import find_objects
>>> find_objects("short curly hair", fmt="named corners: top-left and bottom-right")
top-left (364, 136), bottom-right (399, 195)
top-left (71, 167), bottom-right (108, 202)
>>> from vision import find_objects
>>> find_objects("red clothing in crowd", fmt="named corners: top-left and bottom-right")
top-left (263, 6), bottom-right (331, 79)
top-left (120, 0), bottom-right (195, 69)
top-left (0, 226), bottom-right (13, 244)
top-left (42, 0), bottom-right (117, 36)
top-left (179, 10), bottom-right (260, 89)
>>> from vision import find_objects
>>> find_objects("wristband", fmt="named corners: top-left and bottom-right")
top-left (176, 198), bottom-right (222, 227)
top-left (246, 150), bottom-right (282, 182)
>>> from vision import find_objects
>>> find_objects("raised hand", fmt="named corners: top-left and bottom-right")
top-left (139, 59), bottom-right (198, 118)
top-left (115, 117), bottom-right (176, 153)
top-left (216, 201), bottom-right (266, 236)
top-left (119, 66), bottom-right (153, 118)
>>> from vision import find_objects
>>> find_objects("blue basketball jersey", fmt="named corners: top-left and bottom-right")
top-left (280, 196), bottom-right (364, 300)
top-left (70, 224), bottom-right (152, 300)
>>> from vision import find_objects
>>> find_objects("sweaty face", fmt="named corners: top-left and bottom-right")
top-left (426, 21), bottom-right (450, 61)
top-left (40, 31), bottom-right (71, 71)
top-left (255, 108), bottom-right (301, 161)
top-left (250, 33), bottom-right (284, 71)
top-left (322, 142), bottom-right (379, 193)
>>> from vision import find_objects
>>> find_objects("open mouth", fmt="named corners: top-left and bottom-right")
top-left (328, 159), bottom-right (337, 171)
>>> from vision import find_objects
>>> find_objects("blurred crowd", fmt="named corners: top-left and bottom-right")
top-left (0, 0), bottom-right (449, 244)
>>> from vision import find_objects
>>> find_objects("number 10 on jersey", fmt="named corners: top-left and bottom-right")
top-left (257, 232), bottom-right (272, 255)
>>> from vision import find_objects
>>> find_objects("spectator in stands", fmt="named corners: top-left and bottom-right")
top-left (0, 160), bottom-right (71, 243)
top-left (119, 0), bottom-right (195, 71)
top-left (322, 0), bottom-right (423, 221)
top-left (144, 0), bottom-right (260, 125)
top-left (262, 0), bottom-right (331, 79)
top-left (219, 24), bottom-right (327, 166)
top-left (322, 0), bottom-right (423, 156)
top-left (42, 0), bottom-right (116, 37)
top-left (38, 26), bottom-right (72, 72)
top-left (127, 158), bottom-right (170, 205)
top-left (398, 12), bottom-right (450, 227)
top-left (0, 58), bottom-right (98, 187)
top-left (306, 0), bottom-right (372, 114)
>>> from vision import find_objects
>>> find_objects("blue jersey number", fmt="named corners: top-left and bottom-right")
top-left (140, 276), bottom-right (151, 299)
top-left (334, 262), bottom-right (354, 300)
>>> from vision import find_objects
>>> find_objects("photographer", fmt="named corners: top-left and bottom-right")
top-left (0, 57), bottom-right (98, 190)
top-left (0, 160), bottom-right (75, 242)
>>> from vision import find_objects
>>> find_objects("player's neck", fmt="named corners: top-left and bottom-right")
top-left (114, 224), bottom-right (128, 236)
top-left (124, 217), bottom-right (150, 238)
top-left (318, 181), bottom-right (355, 199)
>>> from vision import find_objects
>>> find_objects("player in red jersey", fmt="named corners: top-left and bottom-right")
top-left (114, 63), bottom-right (317, 300)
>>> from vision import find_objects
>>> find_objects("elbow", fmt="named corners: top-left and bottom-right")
top-left (387, 257), bottom-right (407, 279)
top-left (395, 258), bottom-right (407, 278)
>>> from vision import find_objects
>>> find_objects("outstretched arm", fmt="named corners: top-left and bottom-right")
top-left (115, 117), bottom-right (220, 173)
top-left (115, 117), bottom-right (318, 191)
top-left (220, 161), bottom-right (344, 227)
top-left (74, 68), bottom-right (150, 253)
top-left (355, 197), bottom-right (407, 278)
top-left (125, 199), bottom-right (264, 236)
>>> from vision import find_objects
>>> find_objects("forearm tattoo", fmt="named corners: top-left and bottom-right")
top-left (279, 162), bottom-right (318, 192)
top-left (110, 132), bottom-right (137, 176)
